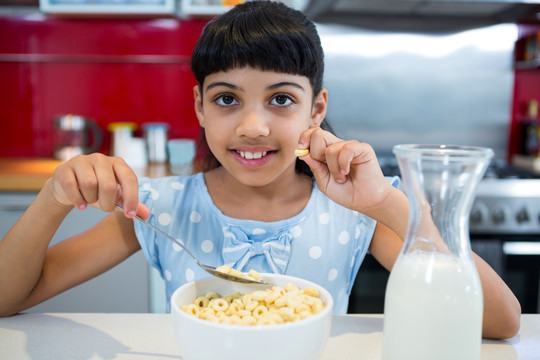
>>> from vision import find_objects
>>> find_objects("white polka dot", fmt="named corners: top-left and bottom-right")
top-left (309, 246), bottom-right (322, 259)
top-left (185, 268), bottom-right (195, 281)
top-left (142, 183), bottom-right (159, 199)
top-left (355, 226), bottom-right (361, 239)
top-left (172, 239), bottom-right (184, 252)
top-left (164, 270), bottom-right (172, 281)
top-left (338, 231), bottom-right (350, 245)
top-left (201, 240), bottom-right (214, 253)
top-left (291, 225), bottom-right (302, 238)
top-left (328, 268), bottom-right (338, 281)
top-left (252, 228), bottom-right (266, 236)
top-left (190, 211), bottom-right (201, 223)
top-left (158, 213), bottom-right (171, 226)
top-left (171, 181), bottom-right (184, 190)
top-left (319, 213), bottom-right (330, 225)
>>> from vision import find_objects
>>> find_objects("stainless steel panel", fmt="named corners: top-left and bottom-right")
top-left (318, 23), bottom-right (517, 159)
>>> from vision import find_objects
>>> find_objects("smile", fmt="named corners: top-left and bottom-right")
top-left (236, 150), bottom-right (268, 159)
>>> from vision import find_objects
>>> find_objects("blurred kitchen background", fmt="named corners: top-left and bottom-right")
top-left (1, 0), bottom-right (540, 314)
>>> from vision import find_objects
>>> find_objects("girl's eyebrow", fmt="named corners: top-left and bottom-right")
top-left (205, 81), bottom-right (239, 92)
top-left (267, 82), bottom-right (305, 91)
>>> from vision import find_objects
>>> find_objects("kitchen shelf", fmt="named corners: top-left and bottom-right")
top-left (180, 1), bottom-right (231, 17)
top-left (514, 59), bottom-right (540, 70)
top-left (180, 0), bottom-right (308, 18)
top-left (39, 0), bottom-right (176, 15)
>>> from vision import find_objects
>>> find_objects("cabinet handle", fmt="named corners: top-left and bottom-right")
top-left (0, 204), bottom-right (30, 211)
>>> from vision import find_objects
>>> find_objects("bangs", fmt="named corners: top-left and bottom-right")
top-left (191, 1), bottom-right (323, 94)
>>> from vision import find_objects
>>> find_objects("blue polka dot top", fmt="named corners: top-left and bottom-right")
top-left (134, 172), bottom-right (400, 313)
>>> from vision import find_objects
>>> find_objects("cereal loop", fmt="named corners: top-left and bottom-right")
top-left (194, 296), bottom-right (209, 308)
top-left (210, 298), bottom-right (229, 312)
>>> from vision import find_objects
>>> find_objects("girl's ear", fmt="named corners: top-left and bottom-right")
top-left (193, 85), bottom-right (205, 127)
top-left (310, 88), bottom-right (328, 128)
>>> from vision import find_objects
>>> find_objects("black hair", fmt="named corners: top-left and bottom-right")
top-left (191, 0), bottom-right (334, 175)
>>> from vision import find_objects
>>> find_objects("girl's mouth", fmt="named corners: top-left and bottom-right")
top-left (232, 149), bottom-right (275, 168)
top-left (235, 150), bottom-right (267, 159)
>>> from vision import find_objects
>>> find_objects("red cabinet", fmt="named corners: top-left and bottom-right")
top-left (0, 16), bottom-right (207, 157)
top-left (508, 23), bottom-right (540, 162)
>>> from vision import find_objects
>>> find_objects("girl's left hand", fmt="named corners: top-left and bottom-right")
top-left (297, 127), bottom-right (393, 213)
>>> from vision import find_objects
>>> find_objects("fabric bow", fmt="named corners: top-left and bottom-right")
top-left (222, 226), bottom-right (292, 274)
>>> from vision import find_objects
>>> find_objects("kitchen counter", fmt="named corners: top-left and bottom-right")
top-left (0, 158), bottom-right (172, 192)
top-left (0, 158), bottom-right (62, 192)
top-left (0, 313), bottom-right (538, 359)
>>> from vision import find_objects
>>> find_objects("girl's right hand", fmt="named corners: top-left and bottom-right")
top-left (50, 153), bottom-right (149, 219)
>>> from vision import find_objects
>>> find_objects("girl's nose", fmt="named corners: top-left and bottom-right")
top-left (236, 107), bottom-right (270, 138)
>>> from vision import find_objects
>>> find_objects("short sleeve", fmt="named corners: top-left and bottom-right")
top-left (134, 177), bottom-right (161, 274)
top-left (346, 175), bottom-right (401, 294)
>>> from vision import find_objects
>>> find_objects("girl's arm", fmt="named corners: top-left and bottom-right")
top-left (0, 154), bottom-right (146, 316)
top-left (472, 252), bottom-right (521, 339)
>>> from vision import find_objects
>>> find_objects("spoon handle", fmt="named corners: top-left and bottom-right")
top-left (116, 203), bottom-right (202, 267)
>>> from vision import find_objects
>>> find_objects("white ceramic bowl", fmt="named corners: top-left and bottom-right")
top-left (170, 273), bottom-right (333, 360)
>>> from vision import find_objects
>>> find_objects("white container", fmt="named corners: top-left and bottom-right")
top-left (170, 273), bottom-right (333, 360)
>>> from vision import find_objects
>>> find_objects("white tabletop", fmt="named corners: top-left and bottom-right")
top-left (1, 313), bottom-right (539, 360)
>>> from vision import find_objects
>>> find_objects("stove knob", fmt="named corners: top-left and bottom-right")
top-left (492, 209), bottom-right (506, 224)
top-left (470, 201), bottom-right (488, 227)
top-left (516, 207), bottom-right (530, 224)
top-left (470, 209), bottom-right (483, 225)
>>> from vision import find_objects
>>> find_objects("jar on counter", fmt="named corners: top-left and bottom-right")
top-left (107, 122), bottom-right (147, 169)
top-left (143, 123), bottom-right (169, 164)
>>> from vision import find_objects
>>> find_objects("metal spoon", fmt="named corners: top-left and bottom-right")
top-left (116, 203), bottom-right (268, 285)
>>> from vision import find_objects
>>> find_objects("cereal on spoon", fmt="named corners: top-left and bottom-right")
top-left (215, 265), bottom-right (262, 282)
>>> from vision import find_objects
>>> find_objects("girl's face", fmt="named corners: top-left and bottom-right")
top-left (194, 67), bottom-right (327, 187)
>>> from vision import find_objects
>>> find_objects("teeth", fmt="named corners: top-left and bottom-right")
top-left (237, 151), bottom-right (267, 159)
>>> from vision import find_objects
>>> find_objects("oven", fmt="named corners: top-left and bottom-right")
top-left (348, 159), bottom-right (540, 314)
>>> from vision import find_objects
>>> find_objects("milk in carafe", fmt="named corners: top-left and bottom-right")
top-left (382, 144), bottom-right (493, 360)
top-left (382, 251), bottom-right (483, 360)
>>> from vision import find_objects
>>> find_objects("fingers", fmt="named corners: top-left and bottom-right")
top-left (113, 159), bottom-right (140, 218)
top-left (298, 127), bottom-right (361, 183)
top-left (53, 163), bottom-right (89, 210)
top-left (52, 154), bottom-right (140, 217)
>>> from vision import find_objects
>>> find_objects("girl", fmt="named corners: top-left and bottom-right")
top-left (0, 0), bottom-right (520, 339)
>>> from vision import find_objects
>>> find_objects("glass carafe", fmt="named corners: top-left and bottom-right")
top-left (382, 144), bottom-right (493, 360)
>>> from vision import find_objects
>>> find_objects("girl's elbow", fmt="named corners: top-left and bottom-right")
top-left (502, 306), bottom-right (521, 339)
top-left (489, 314), bottom-right (520, 340)
top-left (0, 307), bottom-right (19, 318)
top-left (483, 303), bottom-right (522, 340)
top-left (502, 298), bottom-right (522, 339)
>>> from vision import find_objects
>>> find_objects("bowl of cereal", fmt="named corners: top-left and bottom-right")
top-left (170, 272), bottom-right (333, 360)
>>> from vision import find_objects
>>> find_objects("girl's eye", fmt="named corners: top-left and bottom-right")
top-left (215, 95), bottom-right (238, 106)
top-left (271, 95), bottom-right (294, 107)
